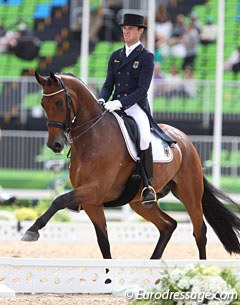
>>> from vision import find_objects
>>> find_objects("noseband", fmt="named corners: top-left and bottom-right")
top-left (42, 76), bottom-right (107, 144)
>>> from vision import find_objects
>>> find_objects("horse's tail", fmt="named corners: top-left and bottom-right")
top-left (202, 176), bottom-right (240, 254)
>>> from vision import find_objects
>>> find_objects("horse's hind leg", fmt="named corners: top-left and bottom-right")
top-left (130, 202), bottom-right (177, 259)
top-left (171, 178), bottom-right (207, 259)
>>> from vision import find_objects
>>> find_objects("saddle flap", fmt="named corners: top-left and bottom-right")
top-left (112, 112), bottom-right (173, 163)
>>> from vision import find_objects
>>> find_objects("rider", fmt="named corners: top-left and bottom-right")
top-left (98, 13), bottom-right (174, 207)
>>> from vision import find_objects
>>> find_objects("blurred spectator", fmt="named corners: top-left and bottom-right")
top-left (155, 33), bottom-right (169, 59)
top-left (182, 24), bottom-right (200, 71)
top-left (105, 0), bottom-right (123, 41)
top-left (155, 36), bottom-right (164, 65)
top-left (89, 0), bottom-right (103, 49)
top-left (155, 13), bottom-right (173, 58)
top-left (0, 25), bottom-right (20, 53)
top-left (0, 23), bottom-right (41, 60)
top-left (171, 14), bottom-right (186, 38)
top-left (180, 67), bottom-right (197, 98)
top-left (189, 11), bottom-right (202, 34)
top-left (224, 46), bottom-right (240, 73)
top-left (200, 17), bottom-right (217, 45)
top-left (169, 14), bottom-right (186, 58)
top-left (155, 13), bottom-right (172, 38)
top-left (164, 65), bottom-right (183, 99)
top-left (8, 23), bottom-right (41, 60)
top-left (154, 62), bottom-right (165, 96)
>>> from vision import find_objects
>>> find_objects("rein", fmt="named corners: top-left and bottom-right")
top-left (42, 76), bottom-right (107, 144)
top-left (65, 110), bottom-right (107, 143)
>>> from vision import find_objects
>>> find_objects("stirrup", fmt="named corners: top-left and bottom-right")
top-left (141, 186), bottom-right (157, 208)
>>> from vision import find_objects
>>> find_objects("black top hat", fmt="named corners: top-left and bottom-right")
top-left (119, 13), bottom-right (147, 29)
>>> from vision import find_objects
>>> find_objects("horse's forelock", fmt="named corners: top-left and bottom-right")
top-left (46, 77), bottom-right (52, 86)
top-left (46, 75), bottom-right (60, 87)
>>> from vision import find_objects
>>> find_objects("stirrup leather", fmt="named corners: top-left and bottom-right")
top-left (141, 186), bottom-right (157, 203)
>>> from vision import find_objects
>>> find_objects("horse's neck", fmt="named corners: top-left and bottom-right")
top-left (75, 80), bottom-right (102, 122)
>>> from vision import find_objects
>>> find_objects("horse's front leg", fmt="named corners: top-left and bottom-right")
top-left (82, 203), bottom-right (111, 259)
top-left (22, 190), bottom-right (78, 241)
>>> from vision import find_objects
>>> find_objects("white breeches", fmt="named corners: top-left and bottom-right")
top-left (125, 103), bottom-right (150, 150)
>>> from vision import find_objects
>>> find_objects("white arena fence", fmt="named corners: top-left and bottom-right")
top-left (0, 258), bottom-right (239, 294)
top-left (0, 76), bottom-right (240, 126)
top-left (0, 130), bottom-right (240, 176)
top-left (2, 221), bottom-right (238, 295)
top-left (0, 220), bottom-right (228, 244)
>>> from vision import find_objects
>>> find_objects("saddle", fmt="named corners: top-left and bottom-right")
top-left (103, 110), bottom-right (175, 208)
top-left (116, 110), bottom-right (141, 153)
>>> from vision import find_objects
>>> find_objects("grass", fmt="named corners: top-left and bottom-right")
top-left (0, 169), bottom-right (240, 194)
top-left (0, 170), bottom-right (239, 213)
top-left (0, 169), bottom-right (62, 189)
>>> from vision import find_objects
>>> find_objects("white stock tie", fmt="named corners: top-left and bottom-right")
top-left (126, 48), bottom-right (132, 57)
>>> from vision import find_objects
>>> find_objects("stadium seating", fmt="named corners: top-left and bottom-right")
top-left (0, 0), bottom-right (239, 80)
top-left (0, 0), bottom-right (69, 76)
top-left (60, 0), bottom-right (240, 81)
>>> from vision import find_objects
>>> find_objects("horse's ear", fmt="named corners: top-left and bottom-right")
top-left (49, 71), bottom-right (58, 84)
top-left (35, 71), bottom-right (46, 86)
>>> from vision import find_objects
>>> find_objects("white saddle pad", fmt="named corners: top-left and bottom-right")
top-left (113, 112), bottom-right (173, 163)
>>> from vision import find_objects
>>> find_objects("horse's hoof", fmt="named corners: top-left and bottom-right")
top-left (21, 231), bottom-right (40, 242)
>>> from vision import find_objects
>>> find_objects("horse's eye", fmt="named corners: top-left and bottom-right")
top-left (56, 100), bottom-right (65, 108)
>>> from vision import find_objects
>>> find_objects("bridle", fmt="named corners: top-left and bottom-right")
top-left (42, 76), bottom-right (107, 144)
top-left (42, 76), bottom-right (77, 133)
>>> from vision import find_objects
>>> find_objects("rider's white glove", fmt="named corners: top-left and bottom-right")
top-left (97, 98), bottom-right (105, 106)
top-left (104, 100), bottom-right (122, 112)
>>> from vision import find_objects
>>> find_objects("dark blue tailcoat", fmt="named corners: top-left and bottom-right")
top-left (99, 44), bottom-right (154, 112)
top-left (99, 44), bottom-right (176, 145)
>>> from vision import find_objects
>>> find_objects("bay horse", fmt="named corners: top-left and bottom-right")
top-left (22, 71), bottom-right (240, 259)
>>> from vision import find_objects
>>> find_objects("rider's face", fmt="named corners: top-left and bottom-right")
top-left (122, 26), bottom-right (144, 47)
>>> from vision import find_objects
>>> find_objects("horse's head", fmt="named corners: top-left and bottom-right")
top-left (35, 71), bottom-right (77, 153)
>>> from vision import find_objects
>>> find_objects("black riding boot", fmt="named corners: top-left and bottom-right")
top-left (140, 143), bottom-right (156, 208)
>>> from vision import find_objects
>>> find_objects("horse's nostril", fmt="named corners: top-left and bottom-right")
top-left (47, 141), bottom-right (63, 153)
top-left (54, 142), bottom-right (63, 152)
top-left (55, 142), bottom-right (62, 149)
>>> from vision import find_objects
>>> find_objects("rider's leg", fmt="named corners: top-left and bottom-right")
top-left (125, 104), bottom-right (156, 208)
top-left (140, 142), bottom-right (156, 207)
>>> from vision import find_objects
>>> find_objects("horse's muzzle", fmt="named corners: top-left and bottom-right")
top-left (47, 140), bottom-right (64, 153)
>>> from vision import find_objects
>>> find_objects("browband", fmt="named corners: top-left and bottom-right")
top-left (42, 88), bottom-right (65, 96)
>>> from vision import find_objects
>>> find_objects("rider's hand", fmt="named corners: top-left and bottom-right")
top-left (104, 100), bottom-right (122, 112)
top-left (97, 98), bottom-right (105, 106)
